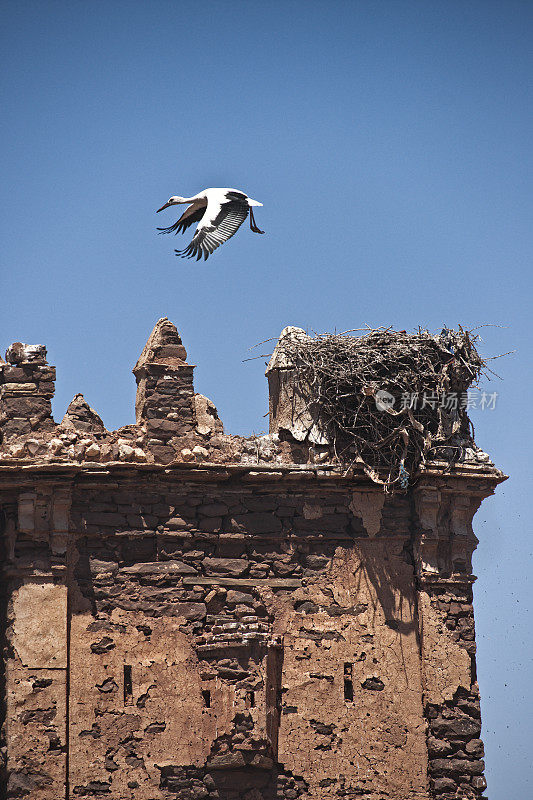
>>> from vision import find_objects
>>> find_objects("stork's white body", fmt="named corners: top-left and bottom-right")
top-left (156, 187), bottom-right (264, 260)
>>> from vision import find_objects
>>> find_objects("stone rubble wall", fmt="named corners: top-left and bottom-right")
top-left (421, 586), bottom-right (486, 798)
top-left (0, 346), bottom-right (55, 442)
top-left (0, 319), bottom-right (506, 800)
top-left (0, 319), bottom-right (495, 471)
top-left (63, 475), bottom-right (429, 799)
top-left (0, 467), bottom-right (503, 800)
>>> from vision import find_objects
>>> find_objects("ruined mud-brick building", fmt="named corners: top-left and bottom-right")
top-left (0, 320), bottom-right (505, 800)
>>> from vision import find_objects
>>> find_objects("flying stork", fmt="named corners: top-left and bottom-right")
top-left (156, 188), bottom-right (264, 260)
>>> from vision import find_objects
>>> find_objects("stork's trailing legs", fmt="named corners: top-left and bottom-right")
top-left (249, 207), bottom-right (264, 234)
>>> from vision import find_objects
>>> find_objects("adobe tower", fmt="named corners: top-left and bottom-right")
top-left (0, 320), bottom-right (505, 800)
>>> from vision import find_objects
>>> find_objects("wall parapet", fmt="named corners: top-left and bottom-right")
top-left (0, 320), bottom-right (500, 485)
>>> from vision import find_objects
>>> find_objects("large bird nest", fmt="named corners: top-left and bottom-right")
top-left (276, 326), bottom-right (488, 489)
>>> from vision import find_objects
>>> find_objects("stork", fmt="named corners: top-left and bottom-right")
top-left (156, 188), bottom-right (264, 260)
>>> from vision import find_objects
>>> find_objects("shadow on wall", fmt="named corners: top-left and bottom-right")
top-left (351, 540), bottom-right (418, 689)
top-left (159, 758), bottom-right (308, 800)
top-left (351, 540), bottom-right (417, 633)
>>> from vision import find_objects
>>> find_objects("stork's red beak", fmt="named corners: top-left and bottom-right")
top-left (156, 202), bottom-right (171, 213)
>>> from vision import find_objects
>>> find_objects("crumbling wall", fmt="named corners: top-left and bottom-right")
top-left (0, 319), bottom-right (505, 800)
top-left (66, 478), bottom-right (431, 800)
top-left (0, 320), bottom-right (494, 472)
top-left (4, 582), bottom-right (67, 800)
top-left (411, 482), bottom-right (492, 800)
top-left (0, 344), bottom-right (55, 443)
top-left (420, 588), bottom-right (486, 797)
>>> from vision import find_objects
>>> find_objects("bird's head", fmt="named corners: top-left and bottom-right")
top-left (156, 196), bottom-right (186, 213)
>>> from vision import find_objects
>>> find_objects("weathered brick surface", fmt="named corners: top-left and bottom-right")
top-left (0, 466), bottom-right (503, 799)
top-left (0, 321), bottom-right (506, 799)
top-left (0, 358), bottom-right (55, 441)
top-left (64, 476), bottom-right (428, 799)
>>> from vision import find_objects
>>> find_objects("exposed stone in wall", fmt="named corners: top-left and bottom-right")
top-left (0, 509), bottom-right (8, 794)
top-left (416, 583), bottom-right (485, 799)
top-left (132, 318), bottom-right (196, 464)
top-left (0, 321), bottom-right (496, 474)
top-left (60, 394), bottom-right (105, 434)
top-left (0, 320), bottom-right (506, 799)
top-left (0, 464), bottom-right (503, 799)
top-left (412, 480), bottom-right (495, 800)
top-left (0, 344), bottom-right (55, 443)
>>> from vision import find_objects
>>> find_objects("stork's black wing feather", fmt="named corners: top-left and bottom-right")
top-left (157, 205), bottom-right (205, 235)
top-left (224, 190), bottom-right (248, 202)
top-left (175, 201), bottom-right (248, 261)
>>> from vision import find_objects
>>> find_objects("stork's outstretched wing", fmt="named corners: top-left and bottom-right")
top-left (175, 200), bottom-right (249, 261)
top-left (157, 199), bottom-right (207, 235)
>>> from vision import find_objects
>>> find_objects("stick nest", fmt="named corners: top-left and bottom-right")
top-left (277, 326), bottom-right (487, 489)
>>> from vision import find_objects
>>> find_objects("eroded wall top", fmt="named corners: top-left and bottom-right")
top-left (0, 319), bottom-right (502, 486)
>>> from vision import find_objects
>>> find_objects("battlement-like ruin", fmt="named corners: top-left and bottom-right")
top-left (0, 318), bottom-right (495, 475)
top-left (0, 319), bottom-right (506, 800)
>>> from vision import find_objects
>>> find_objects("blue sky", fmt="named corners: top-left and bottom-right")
top-left (1, 1), bottom-right (532, 794)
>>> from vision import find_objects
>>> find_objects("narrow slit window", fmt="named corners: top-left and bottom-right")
top-left (344, 663), bottom-right (353, 702)
top-left (124, 665), bottom-right (133, 705)
top-left (246, 690), bottom-right (255, 708)
top-left (470, 653), bottom-right (477, 683)
top-left (202, 689), bottom-right (211, 708)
